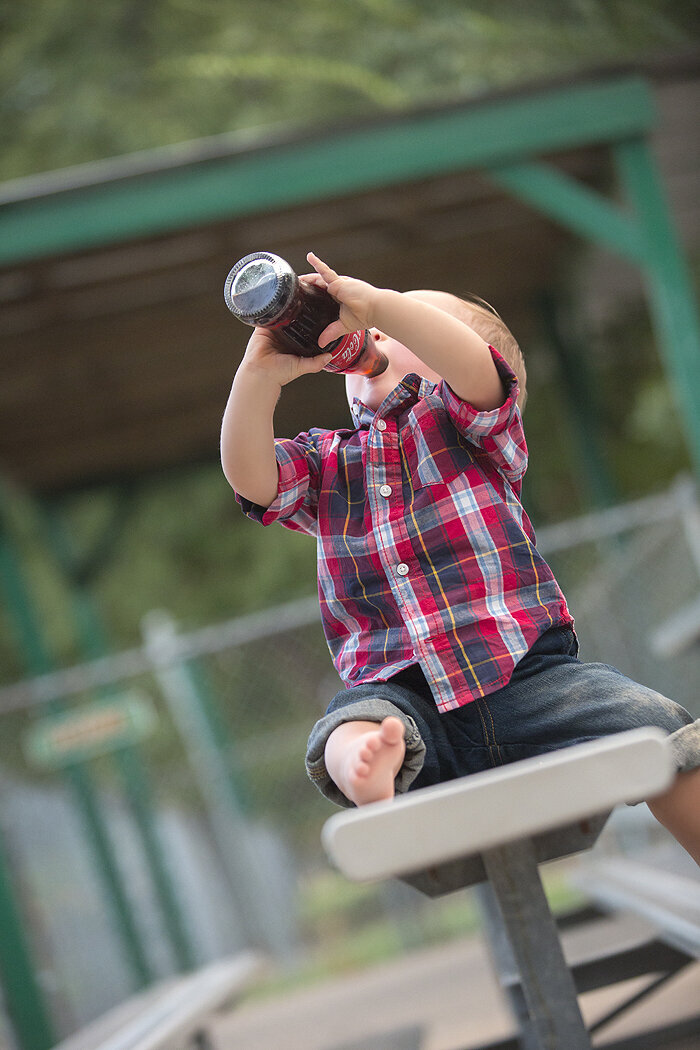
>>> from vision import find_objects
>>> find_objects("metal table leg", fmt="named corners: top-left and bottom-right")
top-left (481, 838), bottom-right (591, 1050)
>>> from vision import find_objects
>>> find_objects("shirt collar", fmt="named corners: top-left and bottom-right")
top-left (350, 373), bottom-right (438, 429)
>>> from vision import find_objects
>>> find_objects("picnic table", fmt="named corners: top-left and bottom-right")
top-left (323, 727), bottom-right (694, 1050)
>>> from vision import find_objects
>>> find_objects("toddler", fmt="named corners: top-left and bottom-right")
top-left (221, 252), bottom-right (700, 865)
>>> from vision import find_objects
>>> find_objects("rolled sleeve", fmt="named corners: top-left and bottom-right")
top-left (440, 347), bottom-right (527, 483)
top-left (235, 434), bottom-right (321, 534)
top-left (306, 692), bottom-right (426, 808)
top-left (669, 718), bottom-right (700, 773)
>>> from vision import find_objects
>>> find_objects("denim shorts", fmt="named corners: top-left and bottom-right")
top-left (305, 626), bottom-right (700, 808)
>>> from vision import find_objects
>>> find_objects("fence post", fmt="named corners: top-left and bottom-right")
top-left (38, 499), bottom-right (198, 974)
top-left (142, 610), bottom-right (297, 958)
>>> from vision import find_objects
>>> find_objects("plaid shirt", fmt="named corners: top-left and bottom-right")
top-left (238, 347), bottom-right (573, 712)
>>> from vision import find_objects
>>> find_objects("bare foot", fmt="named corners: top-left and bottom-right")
top-left (325, 717), bottom-right (406, 806)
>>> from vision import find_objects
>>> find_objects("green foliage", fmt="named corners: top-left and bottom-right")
top-left (1, 0), bottom-right (697, 181)
top-left (90, 467), bottom-right (318, 640)
top-left (0, 465), bottom-right (319, 684)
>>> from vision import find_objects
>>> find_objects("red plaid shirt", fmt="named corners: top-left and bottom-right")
top-left (238, 347), bottom-right (573, 712)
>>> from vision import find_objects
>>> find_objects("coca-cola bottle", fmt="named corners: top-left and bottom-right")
top-left (223, 252), bottom-right (388, 377)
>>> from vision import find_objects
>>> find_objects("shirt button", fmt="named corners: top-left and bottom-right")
top-left (396, 562), bottom-right (410, 576)
top-left (376, 420), bottom-right (387, 431)
top-left (379, 484), bottom-right (392, 497)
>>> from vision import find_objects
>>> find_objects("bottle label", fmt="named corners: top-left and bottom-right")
top-left (324, 330), bottom-right (368, 373)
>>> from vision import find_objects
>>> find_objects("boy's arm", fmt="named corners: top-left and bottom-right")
top-left (221, 326), bottom-right (331, 507)
top-left (372, 290), bottom-right (504, 410)
top-left (307, 253), bottom-right (505, 411)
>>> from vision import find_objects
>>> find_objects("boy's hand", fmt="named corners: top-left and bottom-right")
top-left (305, 252), bottom-right (380, 346)
top-left (240, 325), bottom-right (332, 387)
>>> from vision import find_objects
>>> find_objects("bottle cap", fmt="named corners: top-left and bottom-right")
top-left (223, 253), bottom-right (294, 324)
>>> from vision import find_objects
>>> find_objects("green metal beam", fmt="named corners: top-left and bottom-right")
top-left (613, 138), bottom-right (700, 479)
top-left (485, 139), bottom-right (700, 482)
top-left (0, 77), bottom-right (654, 266)
top-left (487, 159), bottom-right (648, 264)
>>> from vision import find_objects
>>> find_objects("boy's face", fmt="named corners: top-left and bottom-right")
top-left (344, 290), bottom-right (477, 413)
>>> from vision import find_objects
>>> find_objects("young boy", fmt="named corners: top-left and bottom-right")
top-left (221, 252), bottom-right (700, 865)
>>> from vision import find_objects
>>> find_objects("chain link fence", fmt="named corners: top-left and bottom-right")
top-left (0, 476), bottom-right (699, 1043)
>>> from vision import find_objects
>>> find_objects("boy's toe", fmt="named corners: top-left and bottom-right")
top-left (381, 717), bottom-right (405, 744)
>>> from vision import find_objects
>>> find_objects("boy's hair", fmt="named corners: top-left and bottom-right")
top-left (455, 293), bottom-right (527, 410)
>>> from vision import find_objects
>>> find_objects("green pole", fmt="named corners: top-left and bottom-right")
top-left (538, 291), bottom-right (620, 510)
top-left (0, 835), bottom-right (55, 1050)
top-left (40, 501), bottom-right (196, 973)
top-left (61, 762), bottom-right (153, 986)
top-left (187, 659), bottom-right (252, 814)
top-left (112, 746), bottom-right (196, 971)
top-left (0, 498), bottom-right (154, 995)
top-left (0, 532), bottom-right (56, 1050)
top-left (613, 137), bottom-right (700, 482)
top-left (142, 611), bottom-right (297, 958)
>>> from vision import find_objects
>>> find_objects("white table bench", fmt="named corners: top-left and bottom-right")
top-left (51, 953), bottom-right (264, 1050)
top-left (323, 728), bottom-right (675, 1050)
top-left (569, 832), bottom-right (700, 1047)
top-left (578, 853), bottom-right (700, 961)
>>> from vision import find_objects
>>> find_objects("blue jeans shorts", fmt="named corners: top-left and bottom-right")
top-left (306, 626), bottom-right (700, 808)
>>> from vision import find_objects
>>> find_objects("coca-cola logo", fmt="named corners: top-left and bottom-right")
top-left (330, 330), bottom-right (363, 366)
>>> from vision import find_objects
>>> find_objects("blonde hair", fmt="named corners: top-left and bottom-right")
top-left (453, 294), bottom-right (527, 411)
top-left (408, 289), bottom-right (527, 410)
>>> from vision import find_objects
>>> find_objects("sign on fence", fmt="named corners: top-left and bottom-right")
top-left (23, 691), bottom-right (158, 769)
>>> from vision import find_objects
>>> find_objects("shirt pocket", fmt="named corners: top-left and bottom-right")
top-left (409, 425), bottom-right (478, 489)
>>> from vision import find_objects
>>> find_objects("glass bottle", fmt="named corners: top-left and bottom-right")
top-left (223, 251), bottom-right (388, 377)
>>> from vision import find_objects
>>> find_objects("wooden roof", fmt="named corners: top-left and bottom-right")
top-left (0, 58), bottom-right (697, 494)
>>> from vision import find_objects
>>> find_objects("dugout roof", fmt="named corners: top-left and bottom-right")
top-left (0, 56), bottom-right (698, 493)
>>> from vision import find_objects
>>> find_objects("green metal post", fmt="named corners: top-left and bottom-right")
top-left (0, 835), bottom-right (55, 1050)
top-left (0, 529), bottom-right (56, 1050)
top-left (187, 659), bottom-right (251, 814)
top-left (60, 762), bottom-right (153, 986)
top-left (114, 746), bottom-right (196, 971)
top-left (41, 502), bottom-right (196, 972)
top-left (0, 499), bottom-right (154, 997)
top-left (613, 137), bottom-right (700, 481)
top-left (538, 291), bottom-right (620, 509)
top-left (142, 611), bottom-right (297, 958)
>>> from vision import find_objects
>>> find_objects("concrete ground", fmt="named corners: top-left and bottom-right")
top-left (214, 919), bottom-right (700, 1050)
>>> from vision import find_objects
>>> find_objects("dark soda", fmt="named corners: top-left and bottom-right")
top-left (223, 252), bottom-right (388, 377)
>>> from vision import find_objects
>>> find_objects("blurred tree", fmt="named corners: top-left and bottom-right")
top-left (1, 0), bottom-right (697, 180)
